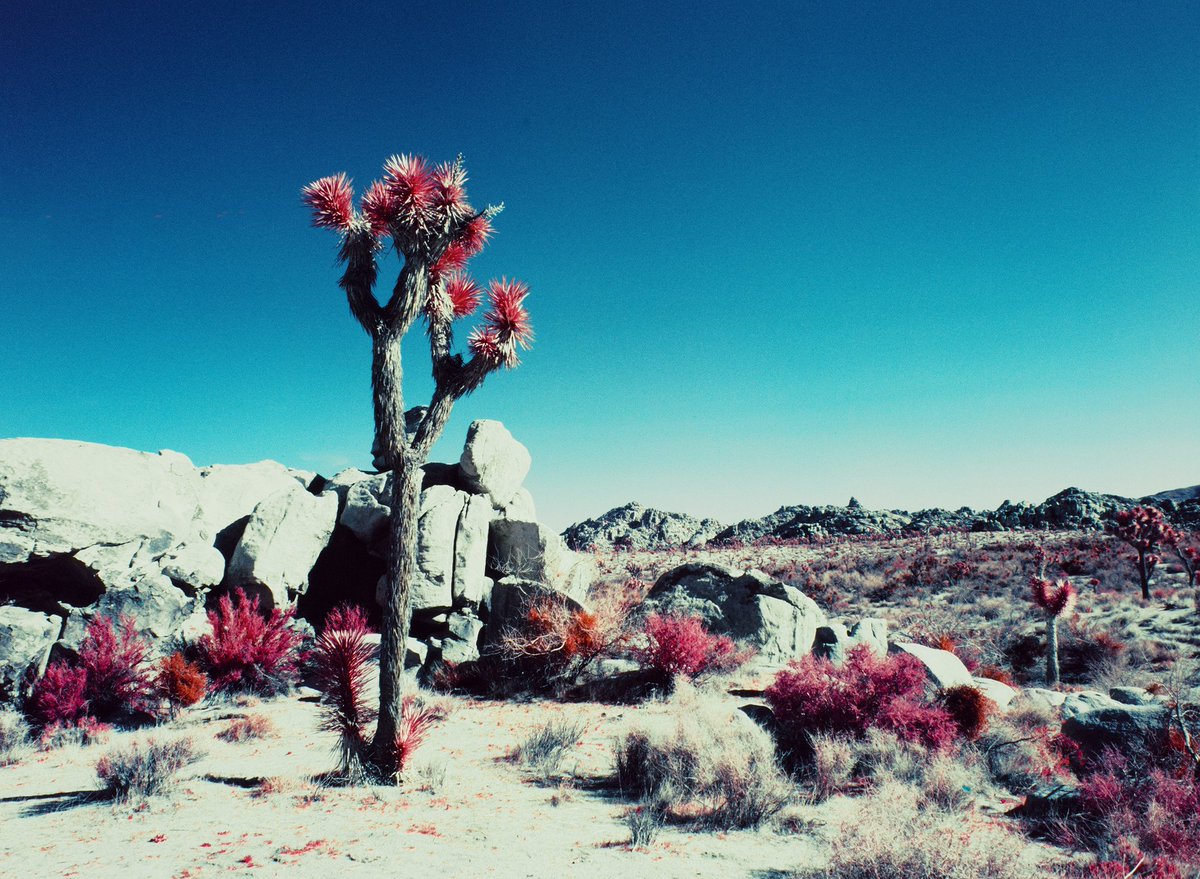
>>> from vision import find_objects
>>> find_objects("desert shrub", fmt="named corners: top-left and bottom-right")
top-left (634, 613), bottom-right (748, 683)
top-left (807, 733), bottom-right (856, 800)
top-left (1060, 856), bottom-right (1183, 879)
top-left (37, 716), bottom-right (112, 750)
top-left (0, 711), bottom-right (30, 764)
top-left (496, 590), bottom-right (630, 693)
top-left (940, 684), bottom-right (993, 740)
top-left (26, 615), bottom-right (156, 729)
top-left (310, 604), bottom-right (377, 780)
top-left (508, 718), bottom-right (586, 780)
top-left (624, 804), bottom-right (664, 847)
top-left (765, 645), bottom-right (958, 756)
top-left (195, 588), bottom-right (303, 695)
top-left (76, 615), bottom-right (154, 719)
top-left (1054, 746), bottom-right (1200, 869)
top-left (394, 694), bottom-right (444, 779)
top-left (974, 708), bottom-right (1071, 793)
top-left (26, 661), bottom-right (90, 729)
top-left (217, 714), bottom-right (275, 742)
top-left (95, 737), bottom-right (200, 801)
top-left (792, 781), bottom-right (1032, 879)
top-left (616, 684), bottom-right (791, 829)
top-left (155, 652), bottom-right (208, 714)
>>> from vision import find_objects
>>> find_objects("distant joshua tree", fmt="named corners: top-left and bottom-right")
top-left (1030, 576), bottom-right (1077, 688)
top-left (303, 155), bottom-right (532, 778)
top-left (1165, 525), bottom-right (1199, 588)
top-left (1113, 506), bottom-right (1170, 600)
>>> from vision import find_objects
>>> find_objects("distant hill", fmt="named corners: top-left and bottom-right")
top-left (1148, 485), bottom-right (1200, 504)
top-left (564, 485), bottom-right (1200, 549)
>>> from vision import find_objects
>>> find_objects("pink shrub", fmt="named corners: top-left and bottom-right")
top-left (635, 613), bottom-right (747, 681)
top-left (764, 644), bottom-right (958, 752)
top-left (77, 615), bottom-right (154, 718)
top-left (195, 588), bottom-right (303, 695)
top-left (27, 662), bottom-right (90, 729)
top-left (394, 695), bottom-right (443, 776)
top-left (1051, 745), bottom-right (1200, 871)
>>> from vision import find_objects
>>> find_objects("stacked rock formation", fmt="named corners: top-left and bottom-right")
top-left (0, 421), bottom-right (593, 700)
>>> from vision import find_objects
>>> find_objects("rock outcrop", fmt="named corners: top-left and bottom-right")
top-left (568, 484), bottom-right (1199, 549)
top-left (562, 502), bottom-right (723, 551)
top-left (642, 564), bottom-right (825, 664)
top-left (0, 420), bottom-right (589, 700)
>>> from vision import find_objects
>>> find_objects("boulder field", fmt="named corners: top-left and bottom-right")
top-left (0, 421), bottom-right (593, 700)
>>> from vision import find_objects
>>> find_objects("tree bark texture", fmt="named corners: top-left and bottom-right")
top-left (372, 459), bottom-right (423, 773)
top-left (1045, 616), bottom-right (1060, 688)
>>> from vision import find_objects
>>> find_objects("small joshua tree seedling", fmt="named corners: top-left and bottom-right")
top-left (1113, 506), bottom-right (1170, 600)
top-left (303, 154), bottom-right (529, 778)
top-left (1030, 575), bottom-right (1077, 688)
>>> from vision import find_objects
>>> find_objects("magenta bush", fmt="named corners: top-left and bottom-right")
top-left (764, 644), bottom-right (957, 752)
top-left (635, 613), bottom-right (746, 681)
top-left (27, 662), bottom-right (90, 729)
top-left (77, 615), bottom-right (153, 718)
top-left (195, 588), bottom-right (303, 695)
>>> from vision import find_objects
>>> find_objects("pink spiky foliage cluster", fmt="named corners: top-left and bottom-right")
top-left (310, 605), bottom-right (377, 777)
top-left (394, 695), bottom-right (443, 776)
top-left (303, 154), bottom-right (530, 370)
top-left (195, 588), bottom-right (303, 696)
top-left (1030, 576), bottom-right (1078, 618)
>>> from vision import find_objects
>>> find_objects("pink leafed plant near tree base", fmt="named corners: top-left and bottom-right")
top-left (394, 695), bottom-right (443, 776)
top-left (310, 605), bottom-right (377, 776)
top-left (195, 588), bottom-right (303, 695)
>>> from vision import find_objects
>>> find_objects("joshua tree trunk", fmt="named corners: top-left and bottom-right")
top-left (373, 458), bottom-right (423, 771)
top-left (1045, 615), bottom-right (1060, 688)
top-left (1137, 552), bottom-right (1151, 600)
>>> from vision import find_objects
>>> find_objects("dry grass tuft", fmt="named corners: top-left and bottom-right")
top-left (793, 781), bottom-right (1034, 879)
top-left (616, 682), bottom-right (792, 829)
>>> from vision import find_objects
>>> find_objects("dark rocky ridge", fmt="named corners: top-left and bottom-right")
top-left (562, 502), bottom-right (722, 551)
top-left (564, 487), bottom-right (1200, 549)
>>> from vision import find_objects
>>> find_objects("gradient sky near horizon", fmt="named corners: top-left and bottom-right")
top-left (2, 1), bottom-right (1198, 530)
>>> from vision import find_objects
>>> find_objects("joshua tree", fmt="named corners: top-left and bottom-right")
top-left (1113, 506), bottom-right (1170, 600)
top-left (302, 155), bottom-right (531, 777)
top-left (1030, 575), bottom-right (1077, 688)
top-left (1164, 525), bottom-right (1199, 588)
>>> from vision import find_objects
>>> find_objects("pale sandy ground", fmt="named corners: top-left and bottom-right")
top-left (0, 692), bottom-right (827, 879)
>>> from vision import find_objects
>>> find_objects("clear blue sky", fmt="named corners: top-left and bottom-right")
top-left (2, 1), bottom-right (1197, 530)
